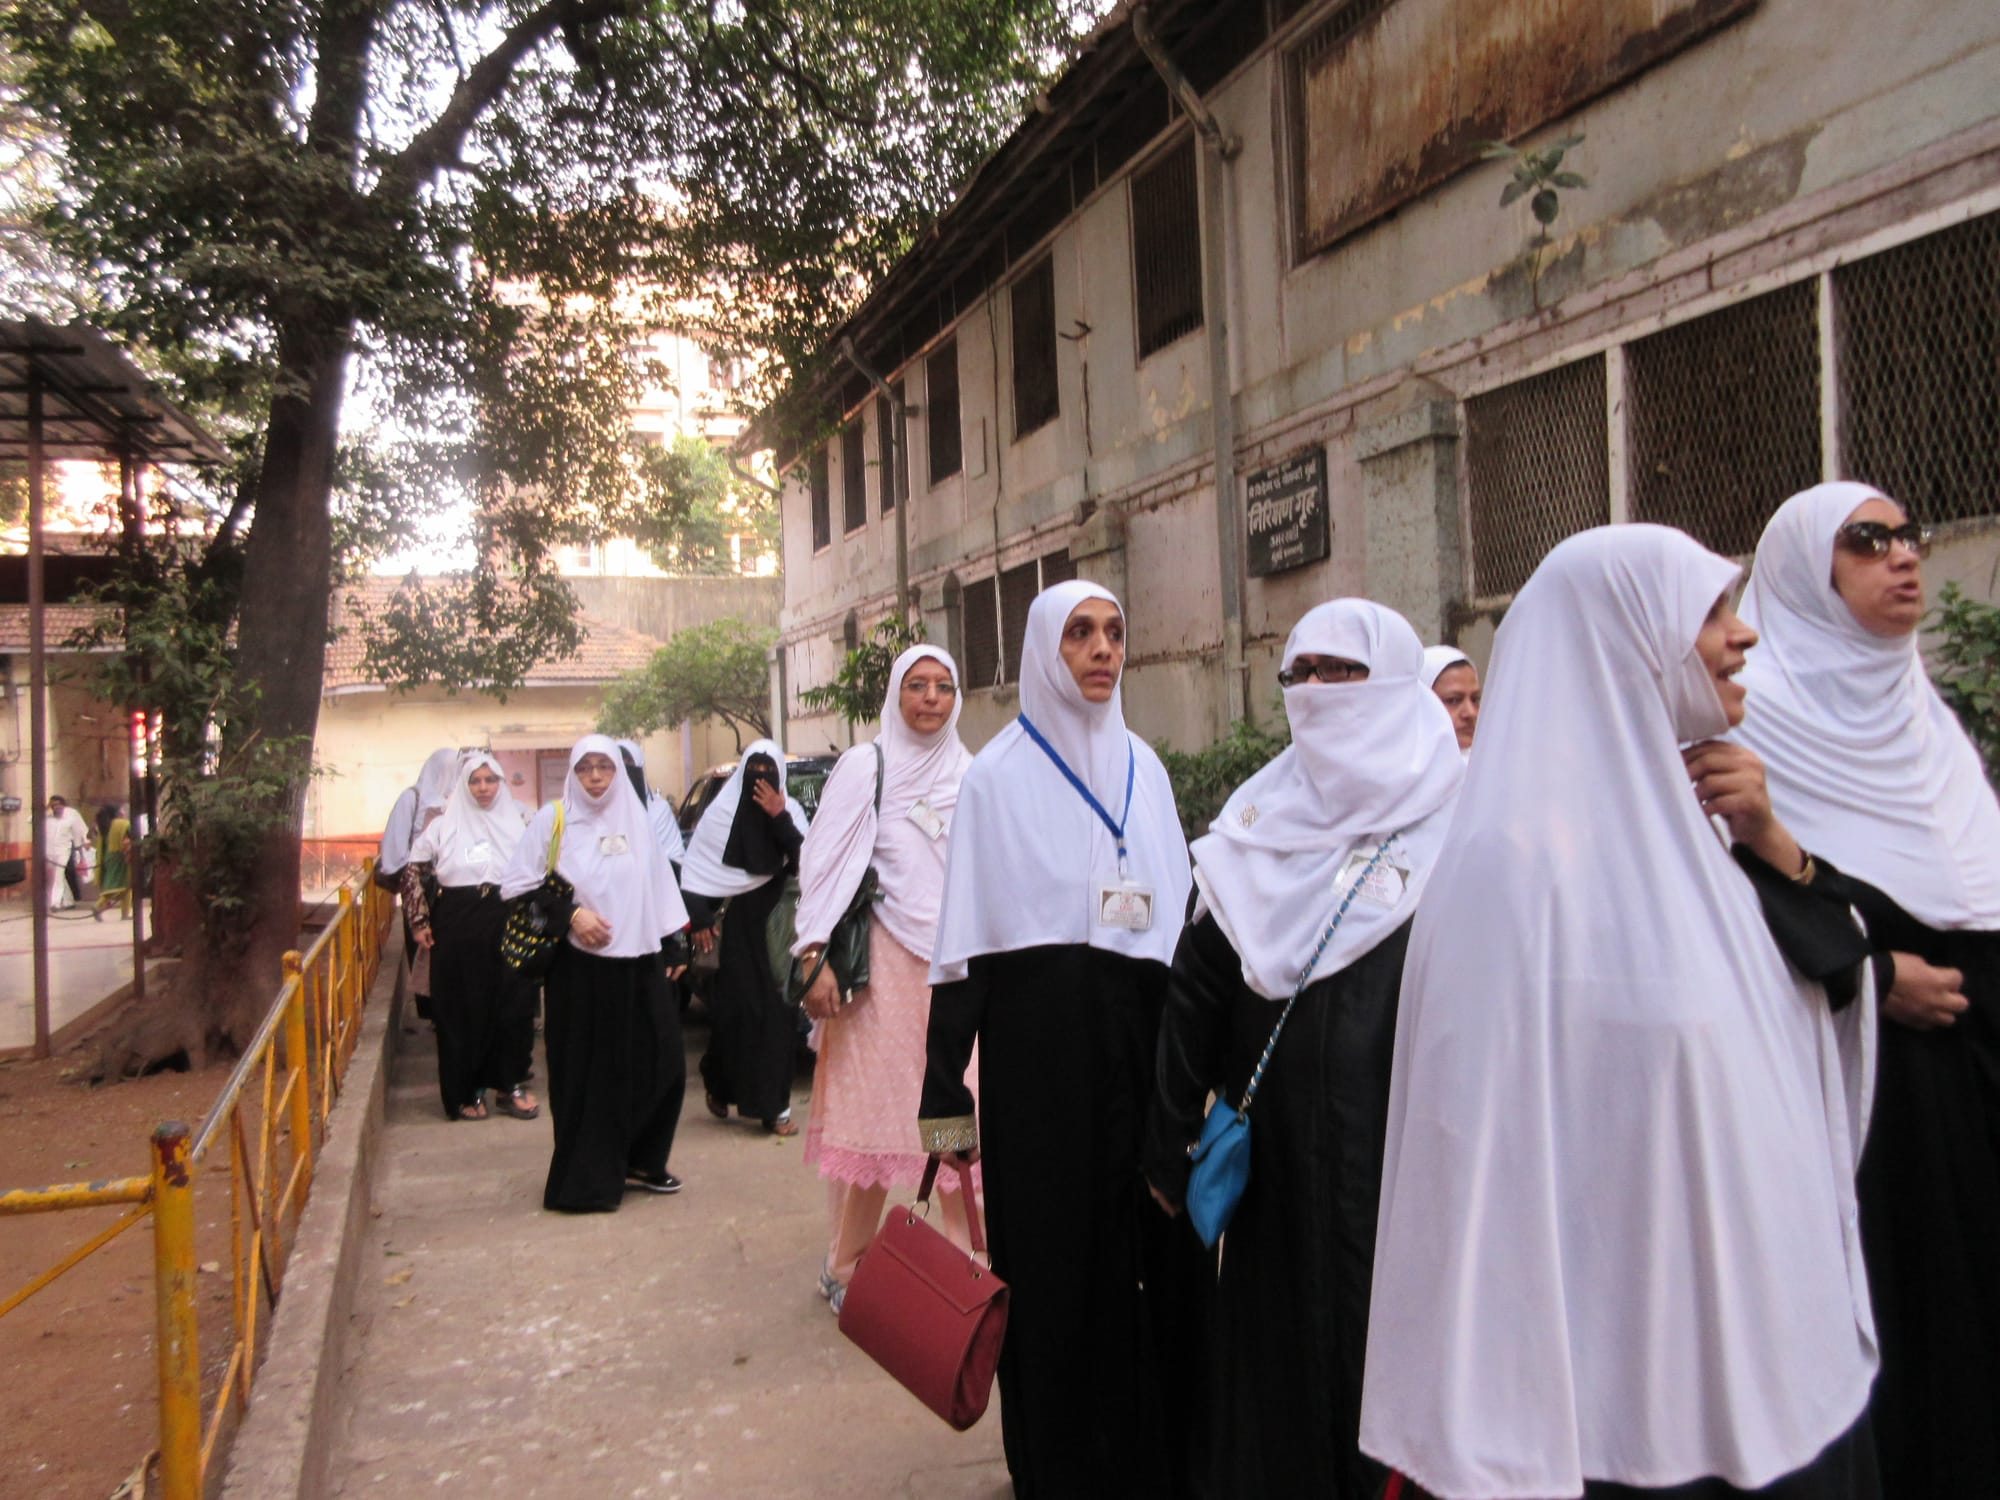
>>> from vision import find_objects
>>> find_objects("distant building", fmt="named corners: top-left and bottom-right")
top-left (767, 0), bottom-right (2000, 755)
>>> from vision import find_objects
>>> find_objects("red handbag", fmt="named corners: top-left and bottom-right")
top-left (838, 1154), bottom-right (1008, 1431)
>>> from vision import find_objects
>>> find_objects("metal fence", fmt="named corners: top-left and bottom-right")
top-left (0, 869), bottom-right (393, 1499)
top-left (1465, 355), bottom-right (1610, 597)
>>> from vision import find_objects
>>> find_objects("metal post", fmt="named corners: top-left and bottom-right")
top-left (121, 447), bottom-right (147, 1000)
top-left (336, 887), bottom-right (356, 1051)
top-left (283, 956), bottom-right (314, 1192)
top-left (151, 1121), bottom-right (201, 1500)
top-left (27, 370), bottom-right (50, 1058)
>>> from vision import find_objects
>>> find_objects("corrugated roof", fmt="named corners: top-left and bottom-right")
top-left (0, 602), bottom-right (116, 653)
top-left (324, 577), bottom-right (664, 692)
top-left (0, 318), bottom-right (227, 465)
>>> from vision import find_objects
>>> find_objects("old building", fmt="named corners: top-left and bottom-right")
top-left (767, 0), bottom-right (2000, 755)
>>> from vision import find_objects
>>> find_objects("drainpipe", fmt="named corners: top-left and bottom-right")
top-left (1132, 4), bottom-right (1248, 724)
top-left (838, 337), bottom-right (913, 624)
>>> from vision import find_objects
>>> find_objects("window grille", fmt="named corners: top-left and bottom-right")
top-left (1465, 357), bottom-right (1610, 597)
top-left (1836, 211), bottom-right (2000, 526)
top-left (809, 446), bottom-right (831, 552)
top-left (962, 575), bottom-right (1002, 691)
top-left (1041, 549), bottom-right (1077, 588)
top-left (928, 340), bottom-right (963, 484)
top-left (1133, 138), bottom-right (1204, 358)
top-left (876, 385), bottom-right (904, 514)
top-left (1012, 257), bottom-right (1061, 438)
top-left (1627, 281), bottom-right (1821, 556)
top-left (842, 420), bottom-right (867, 533)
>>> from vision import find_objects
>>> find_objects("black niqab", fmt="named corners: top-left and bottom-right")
top-left (721, 753), bottom-right (788, 876)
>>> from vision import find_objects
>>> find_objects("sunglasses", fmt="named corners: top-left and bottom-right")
top-left (1835, 520), bottom-right (1931, 560)
top-left (1277, 657), bottom-right (1370, 687)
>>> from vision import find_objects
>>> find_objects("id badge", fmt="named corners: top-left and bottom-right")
top-left (1335, 850), bottom-right (1408, 910)
top-left (467, 840), bottom-right (493, 867)
top-left (597, 833), bottom-right (630, 857)
top-left (906, 799), bottom-right (947, 841)
top-left (1095, 879), bottom-right (1155, 932)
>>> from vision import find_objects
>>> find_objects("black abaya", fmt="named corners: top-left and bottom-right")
top-left (697, 812), bottom-right (803, 1124)
top-left (427, 884), bottom-right (536, 1117)
top-left (542, 943), bottom-right (685, 1212)
top-left (1841, 878), bottom-right (2000, 1497)
top-left (922, 945), bottom-right (1213, 1500)
top-left (1145, 913), bottom-right (1406, 1500)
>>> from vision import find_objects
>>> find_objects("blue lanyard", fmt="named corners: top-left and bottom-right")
top-left (1017, 714), bottom-right (1136, 876)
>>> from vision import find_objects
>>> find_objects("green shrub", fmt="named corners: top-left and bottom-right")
top-left (1930, 581), bottom-right (2000, 782)
top-left (1156, 712), bottom-right (1291, 842)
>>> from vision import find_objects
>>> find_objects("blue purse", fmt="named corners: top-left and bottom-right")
top-left (1184, 837), bottom-right (1397, 1249)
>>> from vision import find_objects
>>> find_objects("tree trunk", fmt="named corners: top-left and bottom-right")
top-left (202, 323), bottom-right (353, 1046)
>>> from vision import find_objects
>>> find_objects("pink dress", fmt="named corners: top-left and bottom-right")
top-left (804, 915), bottom-right (978, 1192)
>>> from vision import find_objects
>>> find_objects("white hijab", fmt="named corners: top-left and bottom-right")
top-left (1733, 482), bottom-right (2000, 930)
top-left (499, 734), bottom-right (689, 958)
top-left (616, 738), bottom-right (686, 863)
top-left (378, 746), bottom-right (462, 872)
top-left (1420, 645), bottom-right (1471, 689)
top-left (408, 752), bottom-right (531, 887)
top-left (929, 580), bottom-right (1191, 984)
top-left (794, 645), bottom-right (973, 962)
top-left (1361, 525), bottom-right (1876, 1498)
top-left (1193, 602), bottom-right (1462, 1000)
top-left (677, 738), bottom-right (810, 899)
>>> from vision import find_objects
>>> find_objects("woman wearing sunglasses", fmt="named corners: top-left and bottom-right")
top-left (1733, 482), bottom-right (2000, 1497)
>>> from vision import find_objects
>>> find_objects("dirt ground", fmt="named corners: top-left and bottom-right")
top-left (0, 1042), bottom-right (250, 1500)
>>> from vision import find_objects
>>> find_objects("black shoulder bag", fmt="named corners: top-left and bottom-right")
top-left (785, 742), bottom-right (884, 1004)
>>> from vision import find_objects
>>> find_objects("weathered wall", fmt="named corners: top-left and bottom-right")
top-left (776, 0), bottom-right (2000, 753)
top-left (563, 574), bottom-right (780, 642)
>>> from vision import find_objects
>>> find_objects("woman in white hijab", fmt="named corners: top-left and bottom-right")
top-left (919, 579), bottom-right (1211, 1499)
top-left (499, 735), bottom-right (693, 1212)
top-left (1146, 600), bottom-right (1462, 1500)
top-left (403, 753), bottom-right (535, 1120)
top-left (378, 746), bottom-right (462, 1017)
top-left (616, 738), bottom-right (686, 864)
top-left (680, 739), bottom-right (810, 1134)
top-left (792, 645), bottom-right (978, 1313)
top-left (1420, 645), bottom-right (1481, 754)
top-left (1362, 525), bottom-right (1880, 1500)
top-left (1734, 481), bottom-right (2000, 1496)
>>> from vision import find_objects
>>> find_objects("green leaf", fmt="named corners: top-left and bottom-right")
top-left (1531, 189), bottom-right (1560, 226)
top-left (1499, 179), bottom-right (1530, 207)
top-left (1551, 171), bottom-right (1589, 189)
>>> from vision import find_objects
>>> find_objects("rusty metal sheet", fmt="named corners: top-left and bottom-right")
top-left (1297, 0), bottom-right (1757, 256)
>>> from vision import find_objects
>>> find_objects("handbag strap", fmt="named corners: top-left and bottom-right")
top-left (917, 1153), bottom-right (986, 1256)
top-left (547, 800), bottom-right (565, 874)
top-left (872, 739), bottom-right (884, 813)
top-left (1235, 834), bottom-right (1398, 1123)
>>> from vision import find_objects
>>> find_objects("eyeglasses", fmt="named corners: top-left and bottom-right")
top-left (1835, 520), bottom-right (1932, 560)
top-left (901, 680), bottom-right (958, 698)
top-left (1277, 657), bottom-right (1370, 687)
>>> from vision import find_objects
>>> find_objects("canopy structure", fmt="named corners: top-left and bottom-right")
top-left (0, 317), bottom-right (224, 1058)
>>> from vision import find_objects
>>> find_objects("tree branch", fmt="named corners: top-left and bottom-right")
top-left (373, 0), bottom-right (634, 207)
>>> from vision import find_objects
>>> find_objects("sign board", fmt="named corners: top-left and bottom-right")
top-left (1245, 449), bottom-right (1330, 578)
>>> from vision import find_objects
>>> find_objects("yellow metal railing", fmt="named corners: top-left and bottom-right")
top-left (0, 864), bottom-right (394, 1499)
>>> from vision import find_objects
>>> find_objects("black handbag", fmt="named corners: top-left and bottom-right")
top-left (784, 743), bottom-right (884, 1004)
top-left (500, 803), bottom-right (573, 978)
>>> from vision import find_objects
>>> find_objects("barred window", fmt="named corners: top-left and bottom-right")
top-left (1041, 548), bottom-right (1077, 588)
top-left (809, 445), bottom-right (831, 552)
top-left (999, 558), bottom-right (1042, 684)
top-left (928, 340), bottom-right (962, 484)
top-left (962, 575), bottom-right (1002, 691)
top-left (842, 419), bottom-right (867, 533)
top-left (1627, 281), bottom-right (1821, 557)
top-left (1012, 257), bottom-right (1060, 438)
top-left (1836, 211), bottom-right (2000, 525)
top-left (876, 383), bottom-right (904, 514)
top-left (1133, 138), bottom-right (1203, 358)
top-left (1465, 357), bottom-right (1609, 597)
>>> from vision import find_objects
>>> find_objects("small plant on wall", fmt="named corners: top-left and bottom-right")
top-left (799, 617), bottom-right (929, 727)
top-left (1480, 133), bottom-right (1590, 312)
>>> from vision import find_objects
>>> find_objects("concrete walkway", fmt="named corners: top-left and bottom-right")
top-left (0, 900), bottom-right (148, 1052)
top-left (324, 1016), bottom-right (1010, 1499)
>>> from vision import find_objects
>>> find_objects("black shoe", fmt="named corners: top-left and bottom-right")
top-left (625, 1170), bottom-right (681, 1195)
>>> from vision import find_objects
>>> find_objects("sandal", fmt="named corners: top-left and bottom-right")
top-left (494, 1085), bottom-right (539, 1120)
top-left (457, 1097), bottom-right (488, 1121)
top-left (764, 1109), bottom-right (798, 1138)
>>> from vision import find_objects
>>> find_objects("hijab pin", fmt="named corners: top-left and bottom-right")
top-left (1239, 805), bottom-right (1259, 828)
